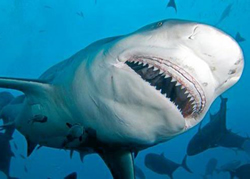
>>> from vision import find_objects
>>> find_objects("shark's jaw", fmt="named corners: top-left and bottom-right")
top-left (125, 55), bottom-right (206, 119)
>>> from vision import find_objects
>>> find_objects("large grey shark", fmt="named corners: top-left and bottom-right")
top-left (0, 19), bottom-right (244, 178)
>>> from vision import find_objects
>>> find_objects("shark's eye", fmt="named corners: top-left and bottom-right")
top-left (156, 22), bottom-right (163, 28)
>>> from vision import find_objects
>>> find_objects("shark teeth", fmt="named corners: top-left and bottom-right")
top-left (125, 60), bottom-right (198, 118)
top-left (148, 64), bottom-right (153, 68)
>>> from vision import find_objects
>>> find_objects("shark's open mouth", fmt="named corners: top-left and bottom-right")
top-left (125, 56), bottom-right (206, 118)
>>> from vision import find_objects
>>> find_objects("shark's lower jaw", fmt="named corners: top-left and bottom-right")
top-left (125, 56), bottom-right (206, 118)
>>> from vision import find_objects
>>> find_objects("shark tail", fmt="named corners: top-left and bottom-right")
top-left (181, 155), bottom-right (193, 173)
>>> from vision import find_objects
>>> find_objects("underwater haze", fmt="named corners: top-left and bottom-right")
top-left (0, 0), bottom-right (249, 179)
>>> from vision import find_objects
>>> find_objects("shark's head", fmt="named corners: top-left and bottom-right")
top-left (79, 19), bottom-right (244, 145)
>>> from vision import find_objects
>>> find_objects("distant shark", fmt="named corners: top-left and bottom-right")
top-left (187, 96), bottom-right (250, 156)
top-left (0, 132), bottom-right (16, 179)
top-left (235, 32), bottom-right (245, 43)
top-left (0, 19), bottom-right (244, 178)
top-left (144, 153), bottom-right (191, 179)
top-left (0, 93), bottom-right (23, 179)
top-left (166, 0), bottom-right (177, 13)
top-left (216, 3), bottom-right (233, 26)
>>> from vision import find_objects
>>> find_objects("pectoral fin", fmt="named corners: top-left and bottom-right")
top-left (0, 77), bottom-right (50, 94)
top-left (99, 151), bottom-right (135, 179)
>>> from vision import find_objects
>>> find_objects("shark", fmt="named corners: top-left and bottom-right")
top-left (0, 19), bottom-right (244, 178)
top-left (0, 132), bottom-right (16, 179)
top-left (166, 0), bottom-right (177, 13)
top-left (144, 153), bottom-right (191, 179)
top-left (187, 96), bottom-right (250, 156)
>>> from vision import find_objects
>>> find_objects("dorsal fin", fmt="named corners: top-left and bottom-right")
top-left (0, 77), bottom-right (51, 94)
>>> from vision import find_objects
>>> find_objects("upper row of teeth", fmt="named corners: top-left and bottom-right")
top-left (131, 60), bottom-right (198, 111)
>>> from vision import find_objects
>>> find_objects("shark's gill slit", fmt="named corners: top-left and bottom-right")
top-left (125, 59), bottom-right (205, 118)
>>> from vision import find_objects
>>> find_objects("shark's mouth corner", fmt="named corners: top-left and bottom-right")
top-left (125, 56), bottom-right (206, 118)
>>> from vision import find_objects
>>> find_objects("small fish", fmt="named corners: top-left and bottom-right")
top-left (44, 5), bottom-right (52, 9)
top-left (28, 115), bottom-right (48, 124)
top-left (64, 172), bottom-right (77, 179)
top-left (235, 32), bottom-right (245, 43)
top-left (39, 30), bottom-right (46, 33)
top-left (166, 0), bottom-right (177, 13)
top-left (216, 3), bottom-right (233, 25)
top-left (62, 123), bottom-right (86, 147)
top-left (76, 12), bottom-right (84, 18)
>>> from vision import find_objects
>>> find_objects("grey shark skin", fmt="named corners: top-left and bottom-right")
top-left (187, 96), bottom-right (250, 156)
top-left (0, 19), bottom-right (244, 178)
top-left (144, 153), bottom-right (191, 179)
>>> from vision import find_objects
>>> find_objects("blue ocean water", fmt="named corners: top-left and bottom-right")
top-left (0, 0), bottom-right (249, 178)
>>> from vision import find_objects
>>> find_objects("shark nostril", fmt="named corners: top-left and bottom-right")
top-left (228, 69), bottom-right (236, 75)
top-left (234, 58), bottom-right (243, 65)
top-left (202, 82), bottom-right (208, 87)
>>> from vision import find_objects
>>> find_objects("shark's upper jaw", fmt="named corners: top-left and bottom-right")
top-left (125, 55), bottom-right (206, 119)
